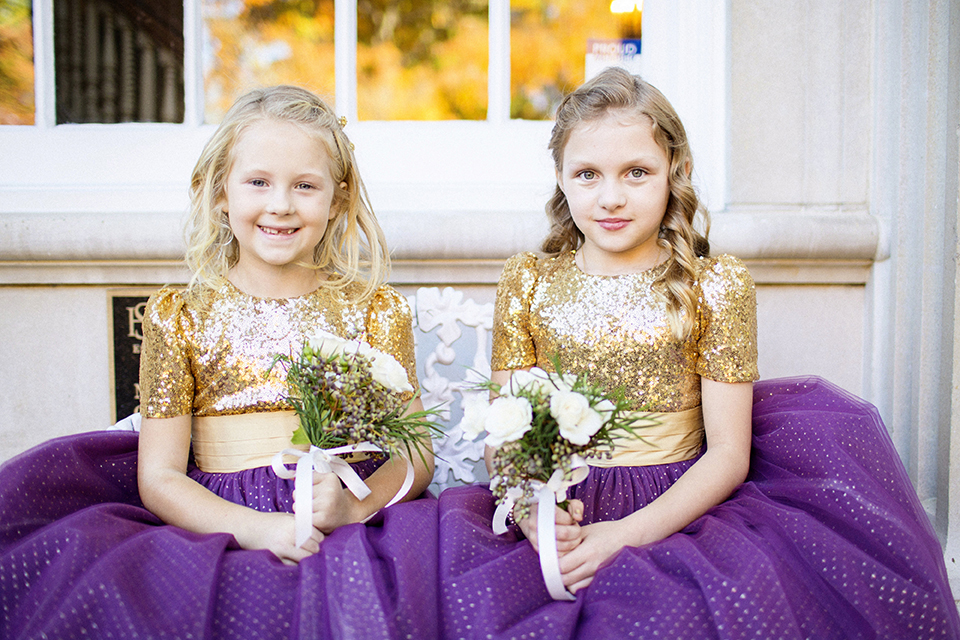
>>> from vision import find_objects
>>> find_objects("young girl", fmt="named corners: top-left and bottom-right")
top-left (439, 67), bottom-right (960, 639)
top-left (0, 86), bottom-right (437, 639)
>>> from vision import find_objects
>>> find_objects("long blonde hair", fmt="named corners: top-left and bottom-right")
top-left (543, 67), bottom-right (710, 340)
top-left (184, 85), bottom-right (389, 301)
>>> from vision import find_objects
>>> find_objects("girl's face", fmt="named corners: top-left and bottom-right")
top-left (558, 110), bottom-right (671, 275)
top-left (220, 118), bottom-right (337, 293)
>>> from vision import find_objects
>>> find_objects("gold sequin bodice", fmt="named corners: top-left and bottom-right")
top-left (491, 252), bottom-right (758, 412)
top-left (139, 281), bottom-right (417, 418)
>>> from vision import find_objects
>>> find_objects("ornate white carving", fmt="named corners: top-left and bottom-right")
top-left (410, 287), bottom-right (493, 493)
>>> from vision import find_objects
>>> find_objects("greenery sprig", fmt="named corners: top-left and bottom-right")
top-left (271, 332), bottom-right (442, 467)
top-left (462, 358), bottom-right (656, 521)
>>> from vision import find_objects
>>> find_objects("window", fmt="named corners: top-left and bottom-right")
top-left (5, 0), bottom-right (646, 125)
top-left (0, 1), bottom-right (726, 248)
top-left (0, 0), bottom-right (34, 124)
top-left (511, 0), bottom-right (639, 120)
top-left (54, 0), bottom-right (185, 124)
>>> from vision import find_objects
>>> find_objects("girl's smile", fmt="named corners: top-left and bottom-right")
top-left (259, 226), bottom-right (298, 235)
top-left (596, 218), bottom-right (630, 231)
top-left (558, 110), bottom-right (671, 276)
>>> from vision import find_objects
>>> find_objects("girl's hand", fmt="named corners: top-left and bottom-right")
top-left (238, 511), bottom-right (324, 566)
top-left (304, 471), bottom-right (358, 534)
top-left (557, 519), bottom-right (627, 593)
top-left (517, 499), bottom-right (585, 555)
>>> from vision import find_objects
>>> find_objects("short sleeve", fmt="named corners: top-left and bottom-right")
top-left (491, 252), bottom-right (539, 371)
top-left (695, 255), bottom-right (760, 383)
top-left (139, 288), bottom-right (195, 418)
top-left (365, 286), bottom-right (419, 396)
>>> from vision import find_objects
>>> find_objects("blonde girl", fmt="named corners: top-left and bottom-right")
top-left (0, 86), bottom-right (439, 639)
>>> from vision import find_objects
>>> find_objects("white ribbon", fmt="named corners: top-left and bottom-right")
top-left (491, 455), bottom-right (589, 600)
top-left (491, 486), bottom-right (524, 535)
top-left (271, 443), bottom-right (415, 548)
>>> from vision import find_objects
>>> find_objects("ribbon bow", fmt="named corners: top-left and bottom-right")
top-left (491, 455), bottom-right (589, 601)
top-left (271, 443), bottom-right (414, 548)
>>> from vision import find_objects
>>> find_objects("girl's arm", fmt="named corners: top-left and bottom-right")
top-left (308, 396), bottom-right (435, 533)
top-left (138, 415), bottom-right (324, 565)
top-left (558, 378), bottom-right (753, 592)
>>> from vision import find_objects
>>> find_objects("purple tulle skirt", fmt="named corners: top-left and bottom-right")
top-left (0, 436), bottom-right (437, 639)
top-left (439, 377), bottom-right (960, 639)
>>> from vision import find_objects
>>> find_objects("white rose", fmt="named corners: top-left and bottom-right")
top-left (309, 332), bottom-right (351, 358)
top-left (484, 396), bottom-right (533, 447)
top-left (460, 395), bottom-right (490, 439)
top-left (550, 391), bottom-right (604, 445)
top-left (369, 351), bottom-right (414, 393)
top-left (508, 368), bottom-right (552, 396)
top-left (355, 341), bottom-right (374, 358)
top-left (594, 398), bottom-right (616, 418)
top-left (553, 373), bottom-right (579, 393)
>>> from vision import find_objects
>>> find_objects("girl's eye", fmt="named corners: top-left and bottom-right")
top-left (629, 168), bottom-right (646, 178)
top-left (295, 183), bottom-right (314, 190)
top-left (579, 170), bottom-right (596, 180)
top-left (250, 179), bottom-right (267, 187)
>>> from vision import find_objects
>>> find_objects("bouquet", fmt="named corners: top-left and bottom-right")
top-left (461, 364), bottom-right (657, 600)
top-left (270, 331), bottom-right (441, 546)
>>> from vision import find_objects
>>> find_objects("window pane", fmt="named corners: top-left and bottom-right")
top-left (203, 0), bottom-right (335, 124)
top-left (357, 0), bottom-right (488, 121)
top-left (0, 0), bottom-right (35, 124)
top-left (511, 0), bottom-right (641, 120)
top-left (54, 0), bottom-right (184, 123)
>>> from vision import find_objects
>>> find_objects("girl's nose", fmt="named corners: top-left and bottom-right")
top-left (266, 188), bottom-right (295, 214)
top-left (597, 179), bottom-right (627, 210)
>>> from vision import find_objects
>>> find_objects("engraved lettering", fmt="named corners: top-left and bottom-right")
top-left (127, 302), bottom-right (147, 340)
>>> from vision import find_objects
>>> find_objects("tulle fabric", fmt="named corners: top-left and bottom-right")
top-left (439, 377), bottom-right (960, 639)
top-left (0, 433), bottom-right (437, 639)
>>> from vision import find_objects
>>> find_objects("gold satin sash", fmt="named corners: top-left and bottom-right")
top-left (587, 406), bottom-right (704, 467)
top-left (192, 412), bottom-right (377, 473)
top-left (192, 411), bottom-right (306, 473)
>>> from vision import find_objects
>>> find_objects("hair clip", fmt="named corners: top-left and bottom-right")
top-left (339, 116), bottom-right (347, 128)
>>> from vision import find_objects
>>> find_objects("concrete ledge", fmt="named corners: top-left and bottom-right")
top-left (0, 207), bottom-right (881, 285)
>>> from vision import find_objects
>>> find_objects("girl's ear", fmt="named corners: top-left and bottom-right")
top-left (683, 158), bottom-right (692, 178)
top-left (555, 169), bottom-right (565, 194)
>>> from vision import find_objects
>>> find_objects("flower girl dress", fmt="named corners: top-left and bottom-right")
top-left (439, 251), bottom-right (960, 639)
top-left (0, 281), bottom-right (437, 639)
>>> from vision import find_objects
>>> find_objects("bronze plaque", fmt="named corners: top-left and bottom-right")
top-left (108, 289), bottom-right (157, 423)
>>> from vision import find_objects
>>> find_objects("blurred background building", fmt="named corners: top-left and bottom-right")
top-left (1, 0), bottom-right (958, 599)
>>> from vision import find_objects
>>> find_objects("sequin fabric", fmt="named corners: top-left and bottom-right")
top-left (0, 282), bottom-right (438, 639)
top-left (492, 251), bottom-right (758, 411)
top-left (140, 280), bottom-right (418, 418)
top-left (439, 252), bottom-right (960, 639)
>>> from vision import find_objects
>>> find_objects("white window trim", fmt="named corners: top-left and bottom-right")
top-left (0, 0), bottom-right (807, 287)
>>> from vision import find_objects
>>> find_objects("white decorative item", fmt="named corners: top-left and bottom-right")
top-left (411, 287), bottom-right (493, 493)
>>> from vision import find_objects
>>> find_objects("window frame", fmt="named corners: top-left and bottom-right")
top-left (0, 0), bottom-right (728, 281)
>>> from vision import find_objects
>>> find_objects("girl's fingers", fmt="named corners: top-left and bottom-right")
top-left (555, 506), bottom-right (577, 525)
top-left (559, 556), bottom-right (593, 587)
top-left (566, 499), bottom-right (585, 522)
top-left (567, 576), bottom-right (594, 593)
top-left (555, 537), bottom-right (580, 554)
top-left (301, 528), bottom-right (324, 554)
top-left (292, 472), bottom-right (337, 503)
